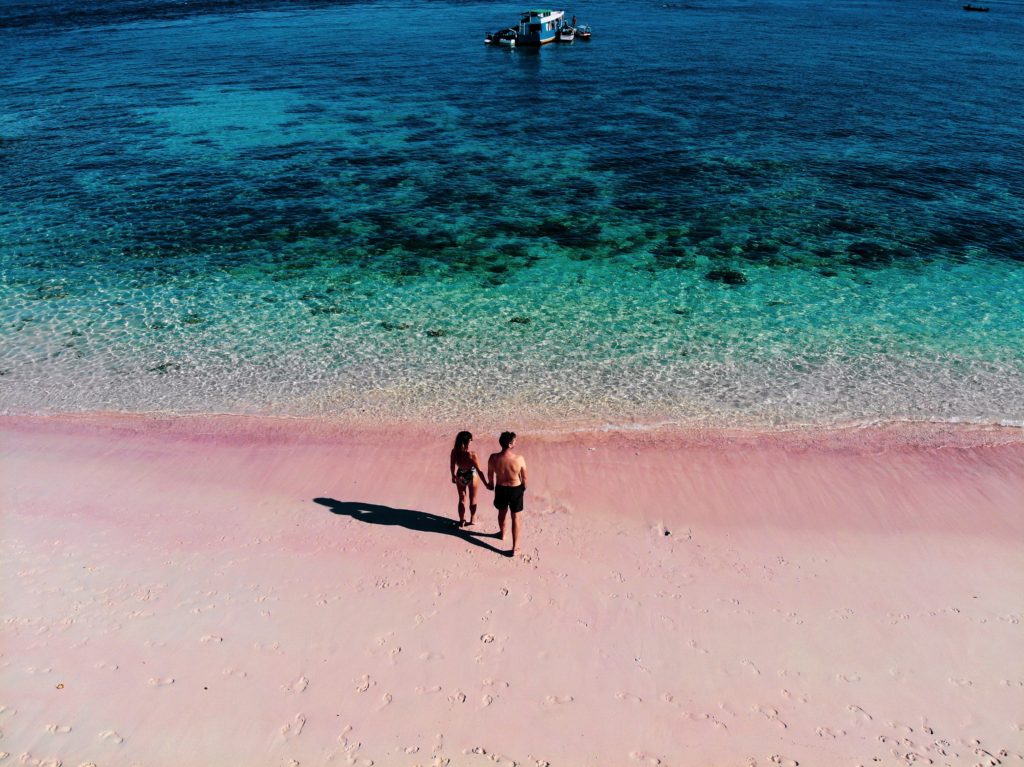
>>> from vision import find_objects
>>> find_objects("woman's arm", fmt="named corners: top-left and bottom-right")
top-left (450, 450), bottom-right (458, 483)
top-left (472, 453), bottom-right (492, 489)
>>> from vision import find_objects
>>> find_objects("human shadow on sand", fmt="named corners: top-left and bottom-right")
top-left (314, 498), bottom-right (508, 556)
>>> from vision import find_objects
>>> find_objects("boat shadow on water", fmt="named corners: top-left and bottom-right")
top-left (313, 497), bottom-right (508, 555)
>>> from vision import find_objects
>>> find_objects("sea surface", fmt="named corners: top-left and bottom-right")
top-left (2, 0), bottom-right (1023, 429)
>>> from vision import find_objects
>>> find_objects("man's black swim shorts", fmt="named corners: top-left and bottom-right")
top-left (493, 484), bottom-right (525, 513)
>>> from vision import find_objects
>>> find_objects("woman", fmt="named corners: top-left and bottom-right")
top-left (450, 431), bottom-right (491, 527)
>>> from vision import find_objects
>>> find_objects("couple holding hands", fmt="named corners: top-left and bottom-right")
top-left (450, 430), bottom-right (528, 556)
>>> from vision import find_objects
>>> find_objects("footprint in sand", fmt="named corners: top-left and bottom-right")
top-left (628, 751), bottom-right (662, 765)
top-left (200, 635), bottom-right (223, 644)
top-left (815, 726), bottom-right (845, 738)
top-left (98, 730), bottom-right (124, 744)
top-left (43, 724), bottom-right (72, 734)
top-left (753, 705), bottom-right (787, 729)
top-left (684, 711), bottom-right (728, 730)
top-left (416, 685), bottom-right (442, 694)
top-left (544, 695), bottom-right (574, 705)
top-left (15, 756), bottom-right (61, 767)
top-left (948, 676), bottom-right (973, 687)
top-left (741, 660), bottom-right (761, 676)
top-left (378, 693), bottom-right (392, 710)
top-left (480, 634), bottom-right (495, 644)
top-left (147, 677), bottom-right (174, 687)
top-left (355, 674), bottom-right (372, 692)
top-left (835, 672), bottom-right (861, 683)
top-left (847, 704), bottom-right (873, 722)
top-left (447, 691), bottom-right (467, 704)
top-left (887, 721), bottom-right (913, 734)
top-left (615, 692), bottom-right (643, 703)
top-left (286, 675), bottom-right (309, 693)
top-left (768, 756), bottom-right (798, 766)
top-left (781, 689), bottom-right (808, 703)
top-left (280, 713), bottom-right (305, 739)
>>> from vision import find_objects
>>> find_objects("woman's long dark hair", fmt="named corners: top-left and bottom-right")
top-left (454, 431), bottom-right (472, 452)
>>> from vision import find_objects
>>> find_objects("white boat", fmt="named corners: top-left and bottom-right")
top-left (515, 9), bottom-right (564, 45)
top-left (558, 25), bottom-right (575, 41)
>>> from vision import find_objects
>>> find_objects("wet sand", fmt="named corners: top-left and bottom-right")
top-left (2, 414), bottom-right (1023, 766)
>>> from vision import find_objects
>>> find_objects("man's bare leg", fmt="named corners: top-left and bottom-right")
top-left (498, 508), bottom-right (508, 540)
top-left (511, 511), bottom-right (520, 555)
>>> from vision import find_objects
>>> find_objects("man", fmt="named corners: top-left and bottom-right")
top-left (487, 431), bottom-right (528, 557)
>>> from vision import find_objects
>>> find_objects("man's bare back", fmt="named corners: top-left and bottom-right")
top-left (487, 431), bottom-right (528, 556)
top-left (489, 449), bottom-right (526, 487)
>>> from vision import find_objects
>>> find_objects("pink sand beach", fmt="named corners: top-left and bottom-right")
top-left (2, 414), bottom-right (1023, 766)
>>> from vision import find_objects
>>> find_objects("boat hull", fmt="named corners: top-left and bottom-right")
top-left (516, 32), bottom-right (557, 45)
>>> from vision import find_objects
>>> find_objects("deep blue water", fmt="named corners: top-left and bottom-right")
top-left (1, 0), bottom-right (1023, 427)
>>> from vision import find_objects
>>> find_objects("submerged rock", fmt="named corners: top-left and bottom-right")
top-left (509, 316), bottom-right (531, 325)
top-left (705, 268), bottom-right (748, 285)
top-left (148, 362), bottom-right (181, 375)
top-left (846, 241), bottom-right (890, 267)
top-left (426, 329), bottom-right (447, 338)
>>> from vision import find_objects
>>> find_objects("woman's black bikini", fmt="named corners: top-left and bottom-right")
top-left (455, 466), bottom-right (476, 485)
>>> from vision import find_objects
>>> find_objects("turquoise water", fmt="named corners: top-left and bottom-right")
top-left (2, 0), bottom-right (1023, 427)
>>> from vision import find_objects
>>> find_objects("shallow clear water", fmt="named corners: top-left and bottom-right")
top-left (2, 0), bottom-right (1023, 427)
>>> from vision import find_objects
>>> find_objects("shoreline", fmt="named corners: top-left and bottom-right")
top-left (3, 411), bottom-right (1023, 765)
top-left (4, 409), bottom-right (1024, 451)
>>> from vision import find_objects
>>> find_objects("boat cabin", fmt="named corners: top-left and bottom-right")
top-left (517, 9), bottom-right (565, 45)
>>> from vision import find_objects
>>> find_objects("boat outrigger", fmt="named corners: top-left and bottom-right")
top-left (485, 10), bottom-right (592, 47)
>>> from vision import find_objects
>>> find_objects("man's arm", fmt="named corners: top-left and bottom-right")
top-left (487, 454), bottom-right (496, 489)
top-left (519, 458), bottom-right (528, 490)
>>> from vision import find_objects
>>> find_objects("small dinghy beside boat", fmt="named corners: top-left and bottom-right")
top-left (485, 26), bottom-right (519, 45)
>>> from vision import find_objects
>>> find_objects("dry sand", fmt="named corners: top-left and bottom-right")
top-left (2, 414), bottom-right (1023, 767)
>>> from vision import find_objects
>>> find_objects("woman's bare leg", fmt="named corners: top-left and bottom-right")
top-left (467, 478), bottom-right (478, 526)
top-left (457, 485), bottom-right (467, 526)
